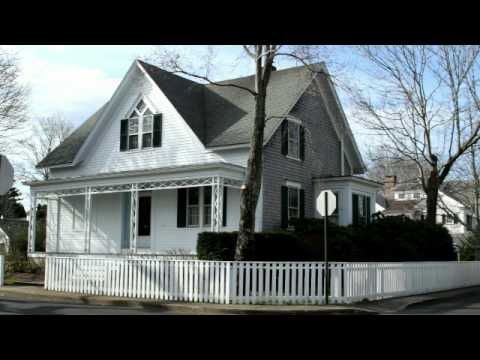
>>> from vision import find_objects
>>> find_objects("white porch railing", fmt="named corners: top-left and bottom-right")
top-left (44, 255), bottom-right (480, 304)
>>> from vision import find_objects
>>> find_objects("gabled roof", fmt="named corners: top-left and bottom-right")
top-left (36, 103), bottom-right (109, 168)
top-left (140, 60), bottom-right (316, 147)
top-left (37, 60), bottom-right (363, 169)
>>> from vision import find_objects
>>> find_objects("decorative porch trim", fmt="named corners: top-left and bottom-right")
top-left (130, 184), bottom-right (138, 253)
top-left (33, 176), bottom-right (243, 198)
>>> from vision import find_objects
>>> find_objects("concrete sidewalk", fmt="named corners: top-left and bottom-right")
top-left (2, 284), bottom-right (477, 314)
top-left (0, 285), bottom-right (374, 315)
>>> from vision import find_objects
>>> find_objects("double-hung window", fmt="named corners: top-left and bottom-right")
top-left (123, 99), bottom-right (159, 151)
top-left (288, 122), bottom-right (300, 159)
top-left (288, 186), bottom-right (300, 221)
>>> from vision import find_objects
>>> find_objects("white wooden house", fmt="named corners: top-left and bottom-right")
top-left (26, 60), bottom-right (379, 257)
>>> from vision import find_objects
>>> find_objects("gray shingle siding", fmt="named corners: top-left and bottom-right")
top-left (344, 155), bottom-right (352, 175)
top-left (262, 81), bottom-right (342, 230)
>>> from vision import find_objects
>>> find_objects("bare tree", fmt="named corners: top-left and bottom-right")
top-left (147, 45), bottom-right (333, 259)
top-left (0, 48), bottom-right (29, 152)
top-left (347, 45), bottom-right (480, 225)
top-left (17, 113), bottom-right (74, 181)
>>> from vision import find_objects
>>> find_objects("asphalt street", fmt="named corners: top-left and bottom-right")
top-left (0, 299), bottom-right (219, 315)
top-left (397, 289), bottom-right (480, 315)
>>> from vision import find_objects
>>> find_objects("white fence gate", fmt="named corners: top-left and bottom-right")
top-left (44, 255), bottom-right (480, 305)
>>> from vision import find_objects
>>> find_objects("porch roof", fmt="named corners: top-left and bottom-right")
top-left (26, 162), bottom-right (245, 195)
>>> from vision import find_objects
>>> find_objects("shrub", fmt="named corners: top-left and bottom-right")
top-left (198, 216), bottom-right (457, 262)
top-left (291, 216), bottom-right (456, 262)
top-left (197, 231), bottom-right (300, 261)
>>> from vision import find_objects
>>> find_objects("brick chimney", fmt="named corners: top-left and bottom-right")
top-left (384, 175), bottom-right (397, 199)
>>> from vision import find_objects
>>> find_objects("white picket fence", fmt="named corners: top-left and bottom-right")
top-left (44, 255), bottom-right (480, 304)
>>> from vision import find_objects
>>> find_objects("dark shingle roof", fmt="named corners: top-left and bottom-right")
top-left (36, 103), bottom-right (109, 168)
top-left (37, 61), bottom-right (324, 167)
top-left (203, 65), bottom-right (316, 147)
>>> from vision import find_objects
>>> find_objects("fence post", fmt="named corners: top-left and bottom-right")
top-left (0, 255), bottom-right (4, 287)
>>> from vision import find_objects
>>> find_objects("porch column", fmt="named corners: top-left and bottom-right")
top-left (27, 190), bottom-right (37, 254)
top-left (84, 187), bottom-right (92, 253)
top-left (56, 197), bottom-right (61, 253)
top-left (130, 184), bottom-right (138, 253)
top-left (211, 176), bottom-right (224, 232)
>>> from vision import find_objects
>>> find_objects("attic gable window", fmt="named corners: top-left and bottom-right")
top-left (120, 99), bottom-right (162, 151)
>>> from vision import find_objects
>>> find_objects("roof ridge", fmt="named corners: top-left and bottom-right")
top-left (138, 58), bottom-right (323, 88)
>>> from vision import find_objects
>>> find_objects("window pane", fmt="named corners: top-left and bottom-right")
top-left (136, 99), bottom-right (146, 113)
top-left (203, 187), bottom-right (212, 225)
top-left (204, 205), bottom-right (211, 226)
top-left (129, 135), bottom-right (138, 149)
top-left (129, 110), bottom-right (137, 119)
top-left (129, 118), bottom-right (139, 134)
top-left (188, 188), bottom-right (199, 205)
top-left (142, 133), bottom-right (152, 148)
top-left (138, 196), bottom-right (151, 236)
top-left (144, 108), bottom-right (153, 116)
top-left (143, 115), bottom-right (153, 133)
top-left (187, 206), bottom-right (199, 226)
top-left (288, 187), bottom-right (299, 208)
top-left (289, 208), bottom-right (299, 219)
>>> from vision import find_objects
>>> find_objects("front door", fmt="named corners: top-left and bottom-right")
top-left (137, 192), bottom-right (152, 249)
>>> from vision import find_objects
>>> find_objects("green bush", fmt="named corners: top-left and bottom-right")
top-left (197, 231), bottom-right (300, 261)
top-left (291, 216), bottom-right (456, 262)
top-left (198, 216), bottom-right (457, 262)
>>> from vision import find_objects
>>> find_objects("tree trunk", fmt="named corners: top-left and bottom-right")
top-left (425, 168), bottom-right (440, 225)
top-left (235, 92), bottom-right (267, 260)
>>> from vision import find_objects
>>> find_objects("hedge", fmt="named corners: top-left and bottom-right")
top-left (197, 216), bottom-right (457, 262)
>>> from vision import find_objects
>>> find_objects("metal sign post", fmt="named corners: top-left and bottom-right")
top-left (316, 190), bottom-right (336, 305)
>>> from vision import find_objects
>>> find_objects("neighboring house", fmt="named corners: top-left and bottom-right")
top-left (25, 60), bottom-right (380, 256)
top-left (377, 176), bottom-right (476, 247)
top-left (0, 219), bottom-right (29, 254)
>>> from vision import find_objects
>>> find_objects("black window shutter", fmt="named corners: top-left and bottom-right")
top-left (299, 189), bottom-right (305, 219)
top-left (222, 186), bottom-right (227, 227)
top-left (120, 119), bottom-right (128, 151)
top-left (177, 188), bottom-right (187, 228)
top-left (281, 120), bottom-right (288, 155)
top-left (352, 194), bottom-right (359, 225)
top-left (299, 126), bottom-right (305, 161)
top-left (153, 114), bottom-right (162, 147)
top-left (281, 186), bottom-right (289, 228)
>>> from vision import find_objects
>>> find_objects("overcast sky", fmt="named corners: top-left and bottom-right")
top-left (1, 45), bottom-right (372, 208)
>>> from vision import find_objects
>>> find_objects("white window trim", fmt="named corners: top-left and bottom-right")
top-left (286, 180), bottom-right (302, 189)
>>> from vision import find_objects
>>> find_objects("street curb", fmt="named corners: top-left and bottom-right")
top-left (0, 288), bottom-right (376, 315)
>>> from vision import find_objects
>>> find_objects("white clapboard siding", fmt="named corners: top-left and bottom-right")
top-left (44, 255), bottom-right (480, 305)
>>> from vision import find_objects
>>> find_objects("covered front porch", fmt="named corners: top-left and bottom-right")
top-left (27, 163), bottom-right (245, 257)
